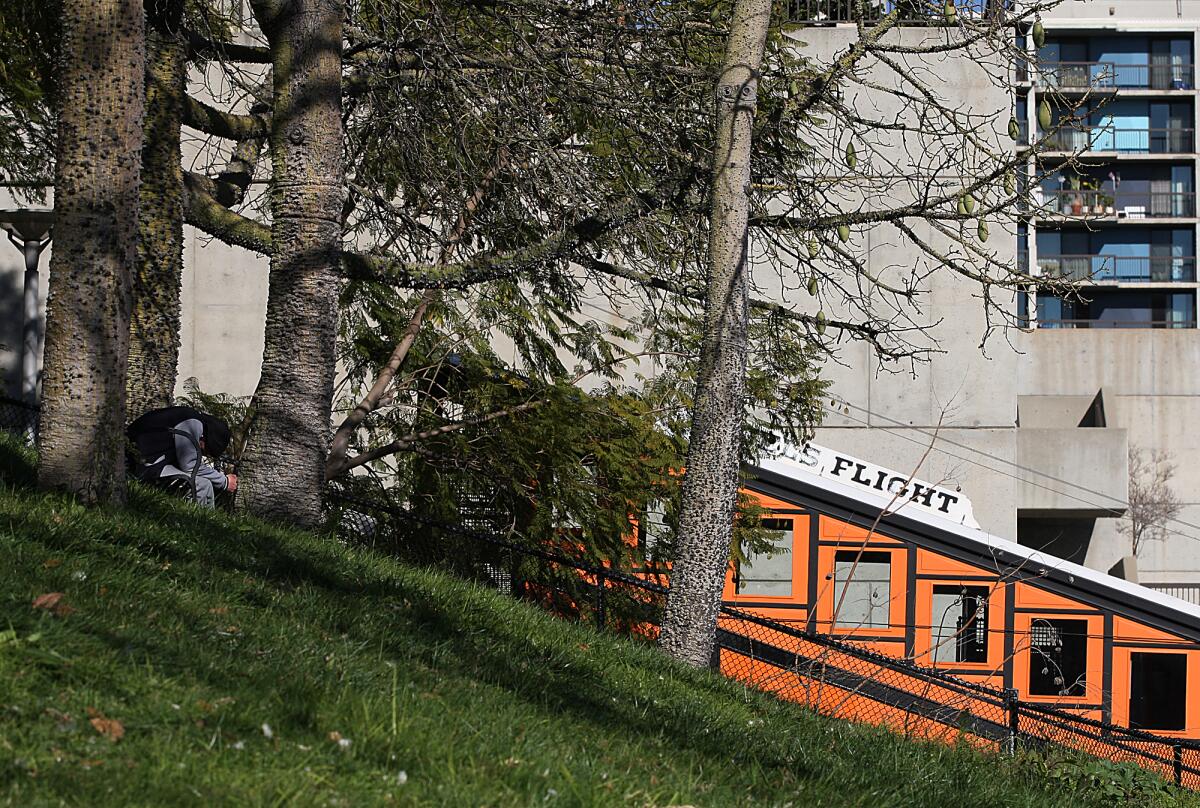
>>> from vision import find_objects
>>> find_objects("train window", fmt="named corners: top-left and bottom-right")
top-left (931, 585), bottom-right (989, 664)
top-left (735, 518), bottom-right (794, 596)
top-left (1028, 619), bottom-right (1088, 697)
top-left (833, 550), bottom-right (891, 629)
top-left (1130, 652), bottom-right (1187, 731)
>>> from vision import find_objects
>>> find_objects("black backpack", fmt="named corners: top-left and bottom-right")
top-left (126, 406), bottom-right (232, 467)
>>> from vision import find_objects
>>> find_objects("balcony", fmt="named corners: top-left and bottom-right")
top-left (1038, 318), bottom-right (1196, 329)
top-left (1039, 61), bottom-right (1195, 91)
top-left (1039, 190), bottom-right (1196, 220)
top-left (1036, 288), bottom-right (1196, 329)
top-left (1041, 126), bottom-right (1194, 155)
top-left (784, 0), bottom-right (1001, 23)
top-left (1037, 254), bottom-right (1196, 283)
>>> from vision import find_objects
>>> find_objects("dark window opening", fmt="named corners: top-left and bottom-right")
top-left (1029, 618), bottom-right (1088, 697)
top-left (1130, 652), bottom-right (1187, 731)
top-left (931, 585), bottom-right (989, 664)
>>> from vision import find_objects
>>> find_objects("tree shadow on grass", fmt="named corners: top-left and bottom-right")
top-left (0, 440), bottom-right (979, 804)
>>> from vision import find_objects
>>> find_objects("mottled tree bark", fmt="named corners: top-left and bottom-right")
top-left (127, 0), bottom-right (186, 421)
top-left (236, 0), bottom-right (344, 527)
top-left (658, 0), bottom-right (772, 668)
top-left (38, 0), bottom-right (144, 504)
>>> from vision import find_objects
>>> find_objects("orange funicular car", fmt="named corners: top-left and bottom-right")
top-left (717, 444), bottom-right (1200, 750)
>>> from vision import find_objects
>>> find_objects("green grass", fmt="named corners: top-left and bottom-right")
top-left (0, 435), bottom-right (1195, 807)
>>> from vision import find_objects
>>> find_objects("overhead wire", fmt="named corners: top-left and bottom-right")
top-left (815, 398), bottom-right (1200, 550)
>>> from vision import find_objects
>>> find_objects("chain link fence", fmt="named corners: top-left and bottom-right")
top-left (329, 491), bottom-right (1200, 789)
top-left (0, 395), bottom-right (38, 444)
top-left (2, 412), bottom-right (1194, 787)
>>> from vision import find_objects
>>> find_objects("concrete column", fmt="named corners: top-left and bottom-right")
top-left (2, 209), bottom-right (53, 406)
top-left (20, 239), bottom-right (44, 405)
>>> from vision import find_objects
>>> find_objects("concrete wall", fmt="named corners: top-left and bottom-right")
top-left (0, 204), bottom-right (268, 404)
top-left (1044, 0), bottom-right (1200, 25)
top-left (176, 227), bottom-right (269, 397)
top-left (795, 25), bottom-right (1031, 540)
top-left (1016, 426), bottom-right (1128, 515)
top-left (1017, 328), bottom-right (1200, 580)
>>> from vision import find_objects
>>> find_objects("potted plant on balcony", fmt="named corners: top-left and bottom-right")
top-left (1069, 176), bottom-right (1084, 215)
top-left (1100, 193), bottom-right (1115, 216)
top-left (1083, 177), bottom-right (1104, 215)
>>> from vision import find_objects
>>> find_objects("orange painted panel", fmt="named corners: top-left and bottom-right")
top-left (916, 547), bottom-right (993, 578)
top-left (1112, 616), bottom-right (1193, 647)
top-left (745, 490), bottom-right (808, 513)
top-left (819, 515), bottom-right (904, 545)
top-left (718, 648), bottom-right (1000, 750)
top-left (1013, 581), bottom-right (1097, 612)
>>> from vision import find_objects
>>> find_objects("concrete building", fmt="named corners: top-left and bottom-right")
top-left (792, 0), bottom-right (1200, 599)
top-left (3, 0), bottom-right (1200, 594)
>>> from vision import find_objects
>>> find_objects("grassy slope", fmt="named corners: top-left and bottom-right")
top-left (0, 437), bottom-right (1193, 808)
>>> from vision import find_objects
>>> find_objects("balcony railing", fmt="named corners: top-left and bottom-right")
top-left (784, 0), bottom-right (1003, 23)
top-left (1037, 254), bottom-right (1197, 283)
top-left (1039, 61), bottom-right (1195, 91)
top-left (1038, 318), bottom-right (1197, 329)
top-left (1041, 126), bottom-right (1195, 155)
top-left (1145, 583), bottom-right (1200, 606)
top-left (1039, 189), bottom-right (1197, 219)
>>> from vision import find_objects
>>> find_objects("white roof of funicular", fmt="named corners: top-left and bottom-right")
top-left (754, 446), bottom-right (1200, 628)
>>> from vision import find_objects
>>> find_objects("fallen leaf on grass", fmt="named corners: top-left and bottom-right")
top-left (86, 710), bottom-right (124, 743)
top-left (32, 592), bottom-right (63, 609)
top-left (42, 558), bottom-right (62, 569)
top-left (31, 592), bottom-right (75, 617)
top-left (209, 607), bottom-right (228, 615)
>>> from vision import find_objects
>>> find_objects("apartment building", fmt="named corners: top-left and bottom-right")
top-left (791, 0), bottom-right (1200, 597)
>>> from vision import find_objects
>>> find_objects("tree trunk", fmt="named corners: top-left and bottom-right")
top-left (658, 0), bottom-right (772, 668)
top-left (236, 0), bottom-right (344, 527)
top-left (127, 0), bottom-right (186, 421)
top-left (38, 0), bottom-right (144, 504)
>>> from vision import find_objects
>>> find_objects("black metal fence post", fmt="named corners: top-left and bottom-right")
top-left (1005, 688), bottom-right (1020, 755)
top-left (1175, 743), bottom-right (1184, 786)
top-left (595, 572), bottom-right (606, 630)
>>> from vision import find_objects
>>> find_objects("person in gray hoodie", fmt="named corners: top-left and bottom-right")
top-left (127, 406), bottom-right (237, 507)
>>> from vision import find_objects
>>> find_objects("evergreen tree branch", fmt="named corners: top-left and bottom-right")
top-left (183, 171), bottom-right (274, 254)
top-left (183, 94), bottom-right (270, 140)
top-left (183, 28), bottom-right (273, 63)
